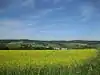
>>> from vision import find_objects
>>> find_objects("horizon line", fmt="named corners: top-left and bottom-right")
top-left (0, 39), bottom-right (100, 41)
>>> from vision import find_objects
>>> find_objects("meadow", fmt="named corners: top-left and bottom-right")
top-left (0, 49), bottom-right (99, 75)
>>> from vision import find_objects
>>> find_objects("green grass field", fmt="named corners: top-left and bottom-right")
top-left (0, 49), bottom-right (99, 75)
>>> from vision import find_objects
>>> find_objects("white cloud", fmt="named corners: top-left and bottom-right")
top-left (22, 0), bottom-right (35, 8)
top-left (43, 0), bottom-right (50, 2)
top-left (0, 18), bottom-right (39, 29)
top-left (30, 15), bottom-right (41, 19)
top-left (0, 28), bottom-right (33, 39)
top-left (39, 9), bottom-right (53, 15)
top-left (80, 3), bottom-right (96, 22)
top-left (66, 0), bottom-right (73, 2)
top-left (28, 23), bottom-right (33, 26)
top-left (53, 0), bottom-right (61, 4)
top-left (0, 19), bottom-right (38, 39)
top-left (20, 6), bottom-right (64, 21)
top-left (53, 0), bottom-right (73, 4)
top-left (0, 9), bottom-right (4, 13)
top-left (43, 0), bottom-right (61, 4)
top-left (0, 19), bottom-right (24, 29)
top-left (21, 8), bottom-right (53, 20)
top-left (36, 7), bottom-right (64, 17)
top-left (55, 7), bottom-right (65, 10)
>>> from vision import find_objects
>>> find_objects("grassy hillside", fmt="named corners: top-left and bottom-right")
top-left (0, 49), bottom-right (98, 75)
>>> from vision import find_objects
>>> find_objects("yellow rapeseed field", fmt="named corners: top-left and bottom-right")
top-left (0, 49), bottom-right (98, 75)
top-left (0, 49), bottom-right (97, 66)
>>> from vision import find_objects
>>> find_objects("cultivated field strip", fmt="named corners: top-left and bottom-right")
top-left (0, 49), bottom-right (98, 75)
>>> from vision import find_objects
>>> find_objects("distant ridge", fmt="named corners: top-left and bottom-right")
top-left (0, 39), bottom-right (100, 45)
top-left (0, 39), bottom-right (100, 41)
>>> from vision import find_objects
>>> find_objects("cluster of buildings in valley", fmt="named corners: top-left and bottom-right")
top-left (53, 47), bottom-right (68, 50)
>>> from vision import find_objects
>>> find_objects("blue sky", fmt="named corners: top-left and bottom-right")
top-left (0, 0), bottom-right (100, 40)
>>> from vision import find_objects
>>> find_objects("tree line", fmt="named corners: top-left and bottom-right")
top-left (0, 40), bottom-right (100, 50)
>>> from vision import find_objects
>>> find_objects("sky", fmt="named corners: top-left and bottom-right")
top-left (0, 0), bottom-right (100, 40)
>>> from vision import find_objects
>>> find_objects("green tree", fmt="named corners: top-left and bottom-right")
top-left (0, 44), bottom-right (9, 50)
top-left (7, 42), bottom-right (21, 50)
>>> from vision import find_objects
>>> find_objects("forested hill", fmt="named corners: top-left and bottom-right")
top-left (0, 39), bottom-right (100, 50)
top-left (0, 39), bottom-right (100, 44)
top-left (0, 39), bottom-right (100, 45)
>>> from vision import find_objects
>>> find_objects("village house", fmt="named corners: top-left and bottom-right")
top-left (61, 48), bottom-right (68, 50)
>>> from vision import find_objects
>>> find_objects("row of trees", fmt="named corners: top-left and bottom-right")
top-left (0, 42), bottom-right (100, 50)
top-left (0, 43), bottom-right (54, 50)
